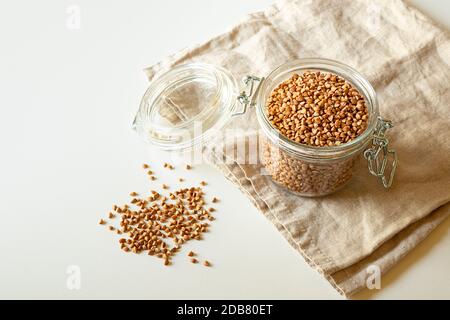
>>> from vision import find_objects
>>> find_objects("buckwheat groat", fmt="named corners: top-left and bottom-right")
top-left (266, 71), bottom-right (368, 146)
top-left (100, 164), bottom-right (216, 266)
top-left (263, 140), bottom-right (355, 195)
top-left (263, 71), bottom-right (369, 196)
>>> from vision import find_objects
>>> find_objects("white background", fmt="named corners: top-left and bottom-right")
top-left (0, 0), bottom-right (449, 299)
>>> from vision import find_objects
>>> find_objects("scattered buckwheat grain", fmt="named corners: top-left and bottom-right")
top-left (100, 163), bottom-right (218, 267)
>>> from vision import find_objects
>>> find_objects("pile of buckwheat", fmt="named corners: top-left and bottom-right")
top-left (266, 71), bottom-right (368, 146)
top-left (99, 163), bottom-right (216, 267)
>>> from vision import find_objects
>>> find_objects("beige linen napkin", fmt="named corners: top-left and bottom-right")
top-left (145, 0), bottom-right (450, 297)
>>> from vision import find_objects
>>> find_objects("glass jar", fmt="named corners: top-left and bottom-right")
top-left (133, 58), bottom-right (397, 197)
top-left (255, 59), bottom-right (397, 196)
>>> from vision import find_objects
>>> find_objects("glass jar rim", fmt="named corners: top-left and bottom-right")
top-left (256, 58), bottom-right (379, 161)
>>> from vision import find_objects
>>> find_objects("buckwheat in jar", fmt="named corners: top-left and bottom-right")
top-left (253, 59), bottom-right (397, 197)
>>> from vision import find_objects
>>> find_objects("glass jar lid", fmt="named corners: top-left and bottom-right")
top-left (133, 63), bottom-right (239, 151)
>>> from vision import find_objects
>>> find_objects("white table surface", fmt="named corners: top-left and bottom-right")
top-left (0, 0), bottom-right (449, 300)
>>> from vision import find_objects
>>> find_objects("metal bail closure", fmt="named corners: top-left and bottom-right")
top-left (363, 117), bottom-right (398, 188)
top-left (234, 75), bottom-right (264, 117)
